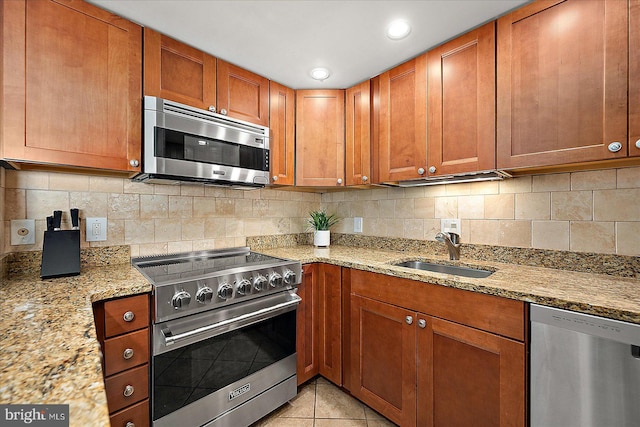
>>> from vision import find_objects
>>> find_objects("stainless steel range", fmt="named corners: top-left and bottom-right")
top-left (132, 247), bottom-right (302, 427)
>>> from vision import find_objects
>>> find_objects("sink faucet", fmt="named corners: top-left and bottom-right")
top-left (435, 232), bottom-right (461, 260)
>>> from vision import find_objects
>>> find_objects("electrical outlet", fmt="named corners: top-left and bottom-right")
top-left (10, 219), bottom-right (36, 245)
top-left (441, 218), bottom-right (461, 235)
top-left (86, 217), bottom-right (107, 242)
top-left (354, 217), bottom-right (363, 233)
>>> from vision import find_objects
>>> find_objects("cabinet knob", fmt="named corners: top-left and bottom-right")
top-left (362, 176), bottom-right (368, 182)
top-left (208, 105), bottom-right (216, 113)
top-left (123, 385), bottom-right (134, 397)
top-left (123, 348), bottom-right (134, 360)
top-left (337, 178), bottom-right (343, 185)
top-left (635, 139), bottom-right (640, 149)
top-left (607, 142), bottom-right (622, 153)
top-left (405, 315), bottom-right (413, 325)
top-left (129, 159), bottom-right (139, 168)
top-left (428, 166), bottom-right (436, 174)
top-left (125, 422), bottom-right (135, 427)
top-left (417, 168), bottom-right (425, 175)
top-left (220, 108), bottom-right (228, 115)
top-left (418, 319), bottom-right (426, 329)
top-left (123, 311), bottom-right (135, 322)
top-left (272, 175), bottom-right (278, 182)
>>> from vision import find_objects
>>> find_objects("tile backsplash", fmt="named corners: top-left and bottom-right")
top-left (2, 166), bottom-right (639, 257)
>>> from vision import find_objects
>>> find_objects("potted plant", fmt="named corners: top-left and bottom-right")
top-left (307, 210), bottom-right (340, 247)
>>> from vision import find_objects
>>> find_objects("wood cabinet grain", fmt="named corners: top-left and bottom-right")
top-left (1, 0), bottom-right (142, 172)
top-left (346, 81), bottom-right (372, 186)
top-left (317, 264), bottom-right (342, 385)
top-left (217, 60), bottom-right (269, 126)
top-left (297, 264), bottom-right (319, 384)
top-left (630, 0), bottom-right (640, 157)
top-left (269, 81), bottom-right (295, 185)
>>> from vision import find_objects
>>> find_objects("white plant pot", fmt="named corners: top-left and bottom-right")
top-left (314, 230), bottom-right (330, 247)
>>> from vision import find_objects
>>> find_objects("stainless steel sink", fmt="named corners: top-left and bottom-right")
top-left (393, 261), bottom-right (493, 278)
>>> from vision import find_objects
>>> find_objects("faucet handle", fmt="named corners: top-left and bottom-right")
top-left (448, 232), bottom-right (460, 244)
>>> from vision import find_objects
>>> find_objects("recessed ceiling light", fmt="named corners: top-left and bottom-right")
top-left (310, 67), bottom-right (331, 81)
top-left (387, 19), bottom-right (411, 40)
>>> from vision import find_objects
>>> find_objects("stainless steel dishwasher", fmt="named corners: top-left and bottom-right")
top-left (530, 304), bottom-right (640, 427)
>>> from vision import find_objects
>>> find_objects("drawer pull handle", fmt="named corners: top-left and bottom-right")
top-left (123, 348), bottom-right (134, 360)
top-left (123, 385), bottom-right (134, 397)
top-left (405, 316), bottom-right (413, 325)
top-left (418, 319), bottom-right (427, 329)
top-left (123, 311), bottom-right (135, 322)
top-left (125, 422), bottom-right (135, 427)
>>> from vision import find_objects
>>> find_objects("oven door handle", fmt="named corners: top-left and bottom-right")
top-left (161, 293), bottom-right (301, 347)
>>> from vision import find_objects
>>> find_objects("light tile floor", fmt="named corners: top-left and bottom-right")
top-left (252, 377), bottom-right (398, 427)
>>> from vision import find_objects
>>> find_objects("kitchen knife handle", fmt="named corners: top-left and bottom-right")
top-left (70, 208), bottom-right (79, 230)
top-left (46, 216), bottom-right (54, 231)
top-left (52, 210), bottom-right (62, 230)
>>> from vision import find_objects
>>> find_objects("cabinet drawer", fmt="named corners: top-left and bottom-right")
top-left (104, 294), bottom-right (149, 338)
top-left (104, 329), bottom-right (149, 377)
top-left (109, 399), bottom-right (149, 427)
top-left (105, 364), bottom-right (149, 413)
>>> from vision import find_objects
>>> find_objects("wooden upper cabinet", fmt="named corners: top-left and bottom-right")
top-left (295, 90), bottom-right (345, 187)
top-left (143, 28), bottom-right (216, 111)
top-left (269, 82), bottom-right (295, 185)
top-left (497, 0), bottom-right (629, 169)
top-left (1, 0), bottom-right (142, 172)
top-left (631, 0), bottom-right (640, 157)
top-left (427, 22), bottom-right (496, 176)
top-left (376, 54), bottom-right (427, 182)
top-left (346, 81), bottom-right (372, 186)
top-left (217, 60), bottom-right (269, 126)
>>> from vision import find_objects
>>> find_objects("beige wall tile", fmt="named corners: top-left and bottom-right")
top-left (434, 197), bottom-right (458, 219)
top-left (551, 191), bottom-right (592, 221)
top-left (6, 170), bottom-right (49, 190)
top-left (363, 218), bottom-right (386, 236)
top-left (124, 180), bottom-right (154, 195)
top-left (204, 187), bottom-right (227, 198)
top-left (224, 219), bottom-right (245, 237)
top-left (499, 176), bottom-right (531, 194)
top-left (515, 193), bottom-right (550, 220)
top-left (26, 190), bottom-right (69, 219)
top-left (571, 169), bottom-right (616, 190)
top-left (204, 217), bottom-right (226, 238)
top-left (154, 184), bottom-right (181, 195)
top-left (532, 173), bottom-right (570, 192)
top-left (192, 239), bottom-right (218, 251)
top-left (457, 195), bottom-right (484, 219)
top-left (616, 222), bottom-right (640, 256)
top-left (444, 183), bottom-right (471, 196)
top-left (70, 191), bottom-right (109, 218)
top-left (470, 180), bottom-right (500, 195)
top-left (252, 199), bottom-right (269, 217)
top-left (423, 186), bottom-right (446, 197)
top-left (594, 189), bottom-right (640, 221)
top-left (484, 194), bottom-right (514, 220)
top-left (5, 189), bottom-right (26, 220)
top-left (108, 193), bottom-right (140, 220)
top-left (140, 195), bottom-right (169, 219)
top-left (617, 167), bottom-right (640, 189)
top-left (378, 199), bottom-right (395, 219)
top-left (102, 219), bottom-right (125, 246)
top-left (532, 221), bottom-right (570, 251)
top-left (414, 197), bottom-right (435, 219)
top-left (154, 219), bottom-right (181, 242)
top-left (137, 243), bottom-right (168, 257)
top-left (193, 198), bottom-right (216, 217)
top-left (169, 196), bottom-right (193, 218)
top-left (168, 241), bottom-right (193, 253)
top-left (395, 199), bottom-right (415, 219)
top-left (181, 218), bottom-right (205, 241)
top-left (403, 187), bottom-right (425, 199)
top-left (181, 184), bottom-right (205, 197)
top-left (89, 176), bottom-right (123, 193)
top-left (124, 219), bottom-right (155, 244)
top-left (403, 219), bottom-right (424, 239)
top-left (468, 220), bottom-right (500, 245)
top-left (570, 221), bottom-right (615, 254)
top-left (49, 173), bottom-right (89, 191)
top-left (386, 218), bottom-right (404, 238)
top-left (499, 220), bottom-right (531, 248)
top-left (267, 200), bottom-right (285, 217)
top-left (423, 219), bottom-right (441, 240)
top-left (234, 199), bottom-right (254, 218)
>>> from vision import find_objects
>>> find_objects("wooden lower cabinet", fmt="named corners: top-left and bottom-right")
top-left (297, 264), bottom-right (319, 385)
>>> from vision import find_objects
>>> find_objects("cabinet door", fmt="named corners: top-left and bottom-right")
top-left (377, 54), bottom-right (427, 182)
top-left (427, 22), bottom-right (495, 176)
top-left (346, 81), bottom-right (371, 186)
top-left (297, 264), bottom-right (319, 384)
top-left (631, 0), bottom-right (640, 157)
top-left (296, 90), bottom-right (345, 187)
top-left (350, 295), bottom-right (417, 426)
top-left (217, 60), bottom-right (269, 126)
top-left (269, 81), bottom-right (295, 185)
top-left (417, 316), bottom-right (525, 427)
top-left (317, 264), bottom-right (342, 385)
top-left (143, 28), bottom-right (217, 111)
top-left (1, 0), bottom-right (142, 172)
top-left (497, 0), bottom-right (628, 169)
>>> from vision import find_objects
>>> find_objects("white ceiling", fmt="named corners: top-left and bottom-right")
top-left (88, 0), bottom-right (530, 90)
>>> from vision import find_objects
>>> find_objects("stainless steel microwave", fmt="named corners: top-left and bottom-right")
top-left (133, 96), bottom-right (270, 187)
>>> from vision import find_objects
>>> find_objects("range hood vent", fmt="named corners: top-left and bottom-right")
top-left (385, 170), bottom-right (512, 187)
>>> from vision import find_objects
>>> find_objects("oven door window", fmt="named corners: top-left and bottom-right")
top-left (152, 309), bottom-right (295, 421)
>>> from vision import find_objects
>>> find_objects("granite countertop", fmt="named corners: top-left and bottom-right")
top-left (259, 245), bottom-right (640, 324)
top-left (0, 262), bottom-right (151, 427)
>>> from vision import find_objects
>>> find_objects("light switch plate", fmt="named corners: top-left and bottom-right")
top-left (86, 217), bottom-right (107, 242)
top-left (354, 217), bottom-right (363, 233)
top-left (441, 218), bottom-right (461, 235)
top-left (11, 219), bottom-right (36, 245)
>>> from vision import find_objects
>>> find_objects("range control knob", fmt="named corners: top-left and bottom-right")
top-left (269, 272), bottom-right (283, 288)
top-left (196, 287), bottom-right (214, 304)
top-left (253, 275), bottom-right (268, 292)
top-left (237, 279), bottom-right (252, 295)
top-left (218, 283), bottom-right (233, 300)
top-left (172, 291), bottom-right (191, 309)
top-left (283, 269), bottom-right (296, 285)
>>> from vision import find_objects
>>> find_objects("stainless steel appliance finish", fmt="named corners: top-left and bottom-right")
top-left (132, 247), bottom-right (302, 427)
top-left (530, 304), bottom-right (640, 427)
top-left (392, 260), bottom-right (492, 278)
top-left (134, 96), bottom-right (270, 187)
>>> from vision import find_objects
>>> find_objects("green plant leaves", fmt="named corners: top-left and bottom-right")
top-left (307, 210), bottom-right (340, 231)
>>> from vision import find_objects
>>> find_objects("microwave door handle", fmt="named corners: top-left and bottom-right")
top-left (161, 293), bottom-right (301, 347)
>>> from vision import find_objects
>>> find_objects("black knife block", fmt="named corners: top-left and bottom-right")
top-left (41, 230), bottom-right (81, 279)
